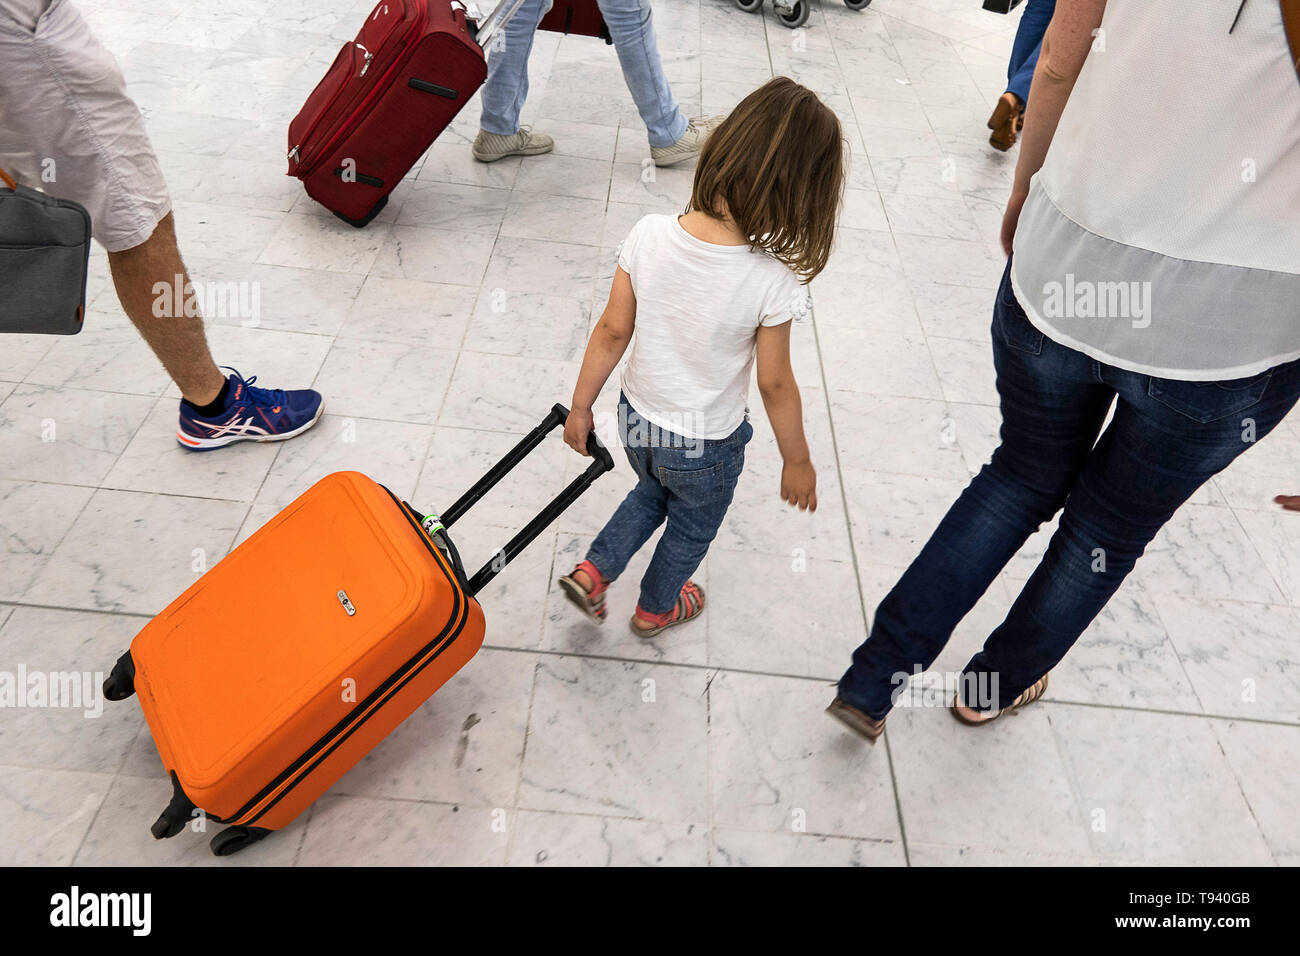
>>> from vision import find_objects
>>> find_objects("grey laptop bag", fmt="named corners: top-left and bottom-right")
top-left (0, 167), bottom-right (92, 335)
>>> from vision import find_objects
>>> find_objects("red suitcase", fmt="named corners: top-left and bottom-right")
top-left (538, 0), bottom-right (611, 42)
top-left (103, 405), bottom-right (613, 856)
top-left (287, 0), bottom-right (526, 227)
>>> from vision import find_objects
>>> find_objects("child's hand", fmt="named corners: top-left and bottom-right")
top-left (1276, 495), bottom-right (1300, 513)
top-left (781, 459), bottom-right (817, 512)
top-left (564, 406), bottom-right (595, 457)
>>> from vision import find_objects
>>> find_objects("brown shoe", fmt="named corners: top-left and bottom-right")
top-left (987, 92), bottom-right (1022, 151)
top-left (825, 697), bottom-right (886, 744)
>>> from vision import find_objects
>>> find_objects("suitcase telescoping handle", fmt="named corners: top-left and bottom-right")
top-left (465, 0), bottom-right (533, 50)
top-left (440, 403), bottom-right (614, 596)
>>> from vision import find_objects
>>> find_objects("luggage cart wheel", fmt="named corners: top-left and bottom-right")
top-left (103, 651), bottom-right (136, 701)
top-left (734, 0), bottom-right (762, 11)
top-left (776, 1), bottom-right (809, 28)
top-left (210, 825), bottom-right (270, 857)
top-left (844, 0), bottom-right (873, 8)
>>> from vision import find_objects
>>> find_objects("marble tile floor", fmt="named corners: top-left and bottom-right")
top-left (1, 0), bottom-right (1297, 866)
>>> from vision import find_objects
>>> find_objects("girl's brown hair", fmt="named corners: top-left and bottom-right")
top-left (688, 77), bottom-right (845, 281)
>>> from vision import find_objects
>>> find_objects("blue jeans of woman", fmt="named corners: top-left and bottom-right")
top-left (837, 260), bottom-right (1300, 719)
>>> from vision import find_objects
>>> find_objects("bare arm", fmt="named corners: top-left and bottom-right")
top-left (1002, 0), bottom-right (1109, 255)
top-left (565, 266), bottom-right (637, 456)
top-left (756, 321), bottom-right (816, 512)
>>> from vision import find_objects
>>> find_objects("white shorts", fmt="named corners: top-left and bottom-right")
top-left (0, 0), bottom-right (171, 252)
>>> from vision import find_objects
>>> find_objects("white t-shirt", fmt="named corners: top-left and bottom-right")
top-left (617, 214), bottom-right (808, 440)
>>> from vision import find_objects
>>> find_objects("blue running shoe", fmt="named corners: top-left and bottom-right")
top-left (177, 368), bottom-right (323, 451)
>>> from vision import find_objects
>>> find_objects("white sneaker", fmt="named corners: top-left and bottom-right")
top-left (650, 116), bottom-right (722, 167)
top-left (471, 127), bottom-right (555, 163)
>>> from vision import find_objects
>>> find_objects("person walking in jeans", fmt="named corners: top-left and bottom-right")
top-left (555, 80), bottom-right (844, 636)
top-left (987, 0), bottom-right (1056, 150)
top-left (472, 0), bottom-right (714, 166)
top-left (828, 0), bottom-right (1300, 743)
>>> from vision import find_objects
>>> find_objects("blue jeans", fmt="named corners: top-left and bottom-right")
top-left (587, 396), bottom-right (751, 614)
top-left (837, 260), bottom-right (1300, 719)
top-left (479, 0), bottom-right (687, 148)
top-left (1006, 0), bottom-right (1055, 105)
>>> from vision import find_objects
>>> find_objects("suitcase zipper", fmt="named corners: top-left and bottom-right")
top-left (292, 4), bottom-right (431, 176)
top-left (222, 487), bottom-right (470, 827)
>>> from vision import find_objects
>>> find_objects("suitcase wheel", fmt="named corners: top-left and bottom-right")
top-left (210, 825), bottom-right (271, 857)
top-left (103, 651), bottom-right (135, 701)
top-left (734, 0), bottom-right (761, 11)
top-left (331, 194), bottom-right (388, 229)
top-left (775, 0), bottom-right (809, 28)
top-left (844, 0), bottom-right (872, 8)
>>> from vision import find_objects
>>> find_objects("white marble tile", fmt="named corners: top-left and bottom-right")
top-left (184, 259), bottom-right (365, 337)
top-left (841, 467), bottom-right (970, 569)
top-left (481, 235), bottom-right (601, 301)
top-left (439, 351), bottom-right (580, 433)
top-left (331, 648), bottom-right (533, 807)
top-left (257, 210), bottom-right (392, 275)
top-left (297, 795), bottom-right (508, 865)
top-left (1050, 705), bottom-right (1274, 865)
top-left (1233, 508), bottom-right (1300, 606)
top-left (1137, 504), bottom-right (1285, 605)
top-left (1153, 595), bottom-right (1300, 723)
top-left (336, 275), bottom-right (477, 348)
top-left (0, 385), bottom-right (154, 485)
top-left (0, 480), bottom-right (96, 602)
top-left (311, 339), bottom-right (457, 425)
top-left (883, 702), bottom-right (1094, 856)
top-left (463, 289), bottom-right (591, 364)
top-left (709, 670), bottom-right (903, 840)
top-left (24, 313), bottom-right (171, 397)
top-left (1210, 718), bottom-right (1300, 864)
top-left (0, 607), bottom-right (145, 773)
top-left (22, 488), bottom-right (246, 615)
top-left (707, 549), bottom-right (864, 678)
top-left (819, 326), bottom-right (943, 399)
top-left (711, 829), bottom-right (905, 866)
top-left (394, 180), bottom-right (511, 234)
top-left (237, 415), bottom-right (434, 542)
top-left (500, 194), bottom-right (608, 246)
top-left (517, 656), bottom-right (711, 823)
top-left (0, 766), bottom-right (111, 865)
top-left (507, 811), bottom-right (708, 866)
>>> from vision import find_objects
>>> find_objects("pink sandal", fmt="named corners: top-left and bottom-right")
top-left (630, 581), bottom-right (705, 638)
top-left (557, 560), bottom-right (608, 624)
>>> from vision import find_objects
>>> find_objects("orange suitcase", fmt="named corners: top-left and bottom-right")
top-left (102, 404), bottom-right (612, 856)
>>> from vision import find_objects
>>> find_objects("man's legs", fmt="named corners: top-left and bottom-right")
top-left (108, 213), bottom-right (224, 406)
top-left (596, 0), bottom-right (686, 149)
top-left (836, 264), bottom-right (1114, 719)
top-left (962, 356), bottom-right (1300, 710)
top-left (0, 0), bottom-right (322, 448)
top-left (479, 0), bottom-right (552, 136)
top-left (474, 0), bottom-right (556, 161)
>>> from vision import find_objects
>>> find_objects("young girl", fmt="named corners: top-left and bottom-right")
top-left (558, 77), bottom-right (845, 637)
